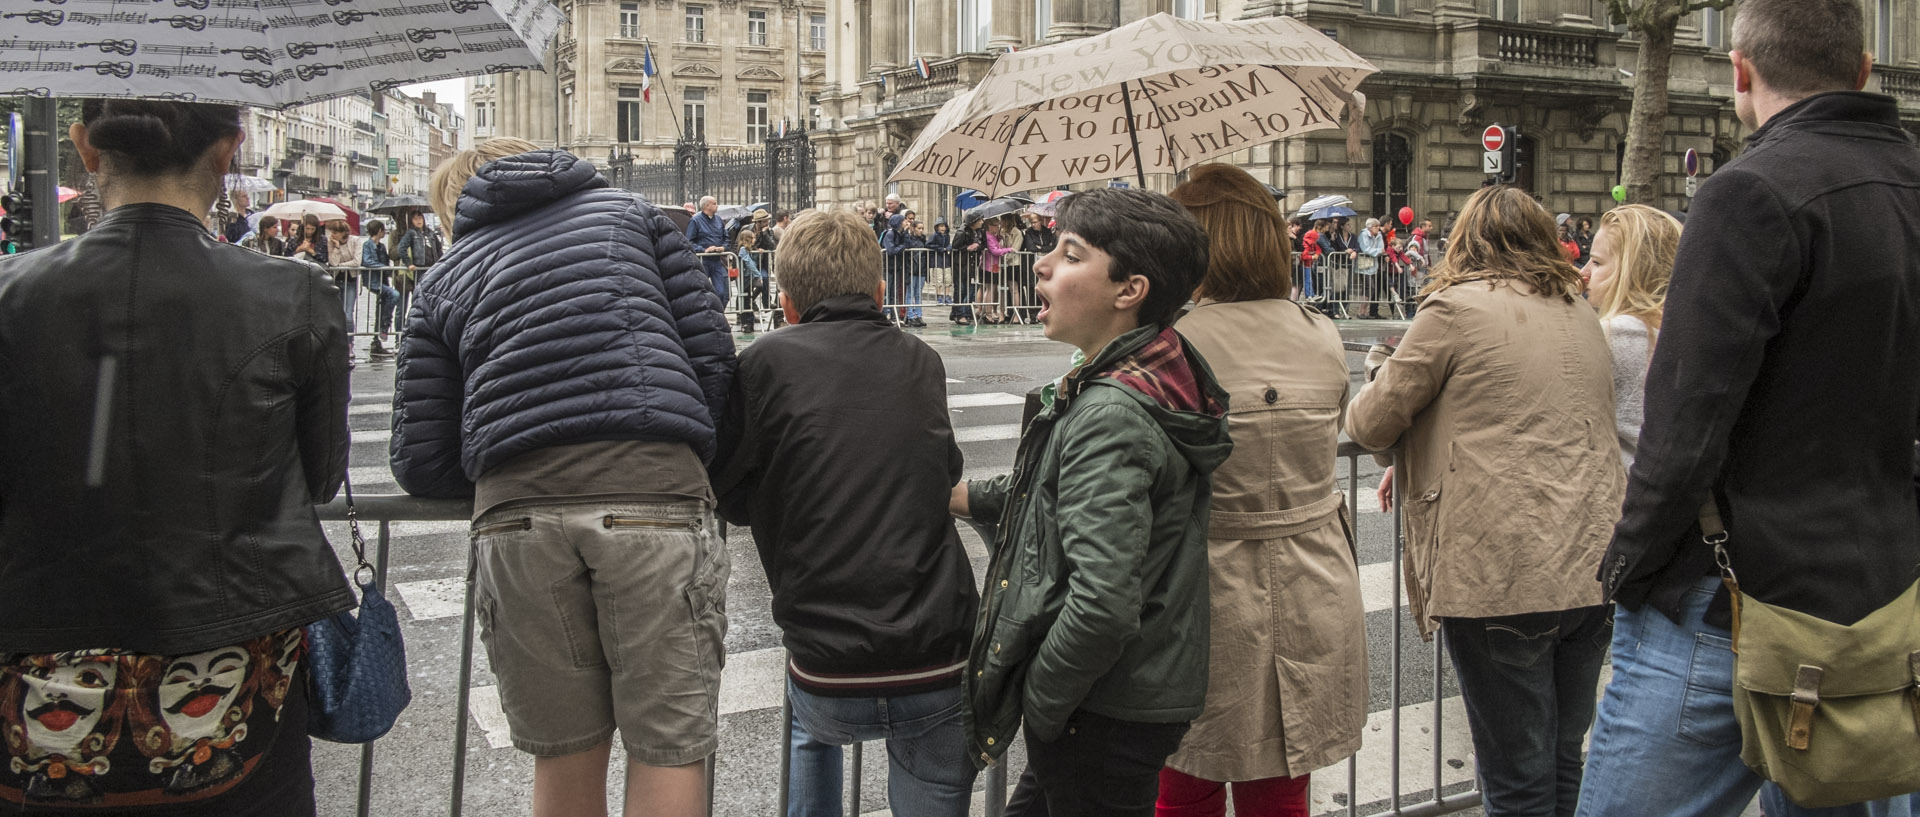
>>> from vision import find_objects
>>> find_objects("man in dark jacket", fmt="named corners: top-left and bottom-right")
top-left (391, 142), bottom-right (735, 817)
top-left (952, 189), bottom-right (1231, 816)
top-left (714, 209), bottom-right (978, 816)
top-left (1579, 2), bottom-right (1920, 814)
top-left (687, 195), bottom-right (731, 309)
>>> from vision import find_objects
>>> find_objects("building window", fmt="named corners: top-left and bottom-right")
top-left (1034, 0), bottom-right (1050, 40)
top-left (684, 87), bottom-right (707, 142)
top-left (1371, 133), bottom-right (1412, 220)
top-left (906, 0), bottom-right (918, 55)
top-left (1700, 5), bottom-right (1725, 49)
top-left (1173, 0), bottom-right (1202, 20)
top-left (747, 9), bottom-right (768, 45)
top-left (808, 93), bottom-right (822, 129)
top-left (746, 91), bottom-right (769, 144)
top-left (474, 102), bottom-right (486, 129)
top-left (1370, 0), bottom-right (1397, 13)
top-left (685, 5), bottom-right (705, 42)
top-left (959, 0), bottom-right (990, 51)
top-left (618, 87), bottom-right (642, 142)
top-left (619, 2), bottom-right (640, 38)
top-left (1493, 0), bottom-right (1519, 22)
top-left (810, 13), bottom-right (827, 50)
top-left (1876, 0), bottom-right (1892, 62)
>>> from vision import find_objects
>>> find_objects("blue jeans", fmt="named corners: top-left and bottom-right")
top-left (1577, 577), bottom-right (1918, 817)
top-left (1441, 605), bottom-right (1612, 817)
top-left (708, 266), bottom-right (730, 305)
top-left (785, 679), bottom-right (974, 817)
top-left (907, 274), bottom-right (926, 320)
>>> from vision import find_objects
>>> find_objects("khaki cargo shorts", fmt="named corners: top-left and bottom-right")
top-left (470, 499), bottom-right (729, 764)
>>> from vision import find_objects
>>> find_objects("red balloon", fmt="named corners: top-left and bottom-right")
top-left (1398, 206), bottom-right (1415, 226)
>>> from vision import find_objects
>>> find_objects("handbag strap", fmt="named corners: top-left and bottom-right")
top-left (1700, 496), bottom-right (1743, 648)
top-left (341, 470), bottom-right (374, 586)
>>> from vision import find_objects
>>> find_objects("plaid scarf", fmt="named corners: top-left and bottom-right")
top-left (1103, 326), bottom-right (1219, 415)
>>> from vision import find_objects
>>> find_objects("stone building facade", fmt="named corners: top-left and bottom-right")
top-left (235, 89), bottom-right (463, 208)
top-left (813, 0), bottom-right (1920, 226)
top-left (477, 0), bottom-right (831, 163)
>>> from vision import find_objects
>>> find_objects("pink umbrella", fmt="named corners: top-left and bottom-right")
top-left (58, 186), bottom-right (80, 203)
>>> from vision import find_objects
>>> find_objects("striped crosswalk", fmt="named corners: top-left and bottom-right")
top-left (338, 370), bottom-right (1470, 817)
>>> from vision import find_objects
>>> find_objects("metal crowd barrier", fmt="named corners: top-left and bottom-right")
top-left (1299, 253), bottom-right (1421, 321)
top-left (324, 265), bottom-right (415, 342)
top-left (314, 412), bottom-right (1488, 816)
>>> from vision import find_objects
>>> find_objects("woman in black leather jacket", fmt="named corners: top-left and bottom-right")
top-left (0, 100), bottom-right (352, 816)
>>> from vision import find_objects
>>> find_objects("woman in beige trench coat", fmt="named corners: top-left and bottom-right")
top-left (1345, 186), bottom-right (1623, 817)
top-left (1157, 164), bottom-right (1369, 817)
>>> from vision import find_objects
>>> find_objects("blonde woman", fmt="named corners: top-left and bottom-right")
top-left (1581, 205), bottom-right (1681, 469)
top-left (1347, 185), bottom-right (1623, 817)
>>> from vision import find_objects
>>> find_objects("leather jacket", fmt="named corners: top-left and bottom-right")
top-left (0, 203), bottom-right (354, 655)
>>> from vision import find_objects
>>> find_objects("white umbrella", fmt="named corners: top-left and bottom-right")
top-left (888, 14), bottom-right (1377, 198)
top-left (0, 0), bottom-right (562, 108)
top-left (260, 199), bottom-right (348, 222)
top-left (226, 174), bottom-right (278, 194)
top-left (1295, 194), bottom-right (1353, 218)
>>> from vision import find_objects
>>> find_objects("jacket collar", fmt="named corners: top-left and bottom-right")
top-left (799, 293), bottom-right (891, 326)
top-left (92, 202), bottom-right (208, 232)
top-left (1748, 91), bottom-right (1909, 148)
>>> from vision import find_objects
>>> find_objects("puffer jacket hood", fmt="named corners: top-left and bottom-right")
top-left (454, 150), bottom-right (605, 237)
top-left (390, 150), bottom-right (736, 499)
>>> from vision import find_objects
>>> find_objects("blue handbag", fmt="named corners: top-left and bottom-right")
top-left (306, 476), bottom-right (413, 743)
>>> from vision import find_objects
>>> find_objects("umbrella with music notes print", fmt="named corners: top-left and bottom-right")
top-left (0, 0), bottom-right (562, 108)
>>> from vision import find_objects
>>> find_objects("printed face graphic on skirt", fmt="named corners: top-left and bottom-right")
top-left (155, 649), bottom-right (247, 742)
top-left (20, 661), bottom-right (117, 758)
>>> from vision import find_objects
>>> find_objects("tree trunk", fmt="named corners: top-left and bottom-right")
top-left (1622, 21), bottom-right (1677, 206)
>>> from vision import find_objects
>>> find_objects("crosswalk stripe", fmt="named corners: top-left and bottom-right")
top-left (954, 424), bottom-right (1022, 444)
top-left (347, 465), bottom-right (395, 486)
top-left (349, 402), bottom-right (390, 416)
top-left (947, 393), bottom-right (1027, 409)
top-left (463, 685), bottom-right (516, 750)
top-left (393, 577), bottom-right (468, 620)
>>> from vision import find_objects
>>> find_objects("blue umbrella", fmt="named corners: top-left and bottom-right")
top-left (1311, 205), bottom-right (1358, 220)
top-left (956, 189), bottom-right (988, 212)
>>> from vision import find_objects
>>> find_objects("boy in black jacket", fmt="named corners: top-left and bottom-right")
top-left (713, 209), bottom-right (980, 817)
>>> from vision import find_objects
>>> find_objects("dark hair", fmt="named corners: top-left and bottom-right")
top-left (1732, 0), bottom-right (1865, 96)
top-left (366, 221), bottom-right (385, 236)
top-left (1170, 163), bottom-right (1291, 301)
top-left (1052, 188), bottom-right (1209, 327)
top-left (80, 99), bottom-right (241, 178)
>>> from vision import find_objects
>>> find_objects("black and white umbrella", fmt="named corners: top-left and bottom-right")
top-left (0, 0), bottom-right (563, 108)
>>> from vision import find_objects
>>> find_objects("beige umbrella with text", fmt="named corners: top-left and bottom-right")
top-left (889, 13), bottom-right (1378, 197)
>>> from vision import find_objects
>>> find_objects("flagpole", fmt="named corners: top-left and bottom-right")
top-left (645, 37), bottom-right (684, 140)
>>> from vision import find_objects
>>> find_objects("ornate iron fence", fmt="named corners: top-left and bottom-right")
top-left (608, 133), bottom-right (816, 213)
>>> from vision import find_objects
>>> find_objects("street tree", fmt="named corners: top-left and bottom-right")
top-left (1608, 0), bottom-right (1736, 205)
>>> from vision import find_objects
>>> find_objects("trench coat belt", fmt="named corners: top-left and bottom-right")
top-left (1206, 491), bottom-right (1346, 541)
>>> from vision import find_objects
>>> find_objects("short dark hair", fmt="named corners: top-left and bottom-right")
top-left (1052, 188), bottom-right (1209, 327)
top-left (80, 99), bottom-right (241, 178)
top-left (1732, 0), bottom-right (1865, 96)
top-left (366, 221), bottom-right (385, 236)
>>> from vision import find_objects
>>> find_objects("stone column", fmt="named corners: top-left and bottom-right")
top-left (870, 0), bottom-right (900, 71)
top-left (914, 0), bottom-right (948, 59)
top-left (1048, 0), bottom-right (1112, 40)
top-left (987, 0), bottom-right (1023, 51)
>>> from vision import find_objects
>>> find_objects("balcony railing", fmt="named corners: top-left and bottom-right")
top-left (878, 54), bottom-right (996, 113)
top-left (287, 137), bottom-right (314, 156)
top-left (1493, 24), bottom-right (1599, 67)
top-left (317, 144), bottom-right (337, 158)
top-left (354, 120), bottom-right (376, 134)
top-left (1879, 66), bottom-right (1920, 103)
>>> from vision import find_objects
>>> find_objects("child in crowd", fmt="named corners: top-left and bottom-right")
top-left (713, 209), bottom-right (980, 817)
top-left (951, 188), bottom-right (1231, 817)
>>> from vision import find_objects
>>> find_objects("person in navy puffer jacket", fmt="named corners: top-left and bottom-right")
top-left (390, 138), bottom-right (736, 817)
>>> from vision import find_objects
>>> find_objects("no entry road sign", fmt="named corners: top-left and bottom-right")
top-left (1482, 125), bottom-right (1506, 153)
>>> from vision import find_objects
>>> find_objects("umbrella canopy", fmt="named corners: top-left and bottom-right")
top-left (715, 204), bottom-right (752, 222)
top-left (1295, 194), bottom-right (1352, 217)
top-left (0, 0), bottom-right (561, 109)
top-left (1309, 204), bottom-right (1357, 221)
top-left (304, 196), bottom-right (360, 233)
top-left (368, 194), bottom-right (430, 214)
top-left (962, 196), bottom-right (1032, 225)
top-left (1027, 190), bottom-right (1073, 217)
top-left (260, 199), bottom-right (349, 224)
top-left (225, 174), bottom-right (278, 194)
top-left (888, 14), bottom-right (1377, 197)
top-left (955, 189), bottom-right (988, 212)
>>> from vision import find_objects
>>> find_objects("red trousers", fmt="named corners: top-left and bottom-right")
top-left (1155, 766), bottom-right (1311, 817)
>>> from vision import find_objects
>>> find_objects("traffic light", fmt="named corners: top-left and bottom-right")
top-left (1499, 131), bottom-right (1518, 185)
top-left (0, 190), bottom-right (31, 255)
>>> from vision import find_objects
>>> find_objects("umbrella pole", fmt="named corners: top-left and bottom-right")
top-left (1118, 80), bottom-right (1148, 189)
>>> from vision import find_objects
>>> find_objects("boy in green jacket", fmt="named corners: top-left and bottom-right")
top-left (949, 188), bottom-right (1232, 817)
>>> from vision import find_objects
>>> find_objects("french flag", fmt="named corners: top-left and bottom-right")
top-left (641, 42), bottom-right (657, 101)
top-left (913, 57), bottom-right (932, 79)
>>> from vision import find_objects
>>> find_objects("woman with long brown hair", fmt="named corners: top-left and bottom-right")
top-left (1158, 164), bottom-right (1367, 817)
top-left (1346, 185), bottom-right (1625, 817)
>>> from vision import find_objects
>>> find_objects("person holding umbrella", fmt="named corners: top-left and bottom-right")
top-left (0, 98), bottom-right (354, 816)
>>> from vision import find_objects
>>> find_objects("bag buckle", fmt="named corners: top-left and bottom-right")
top-left (1788, 664), bottom-right (1823, 751)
